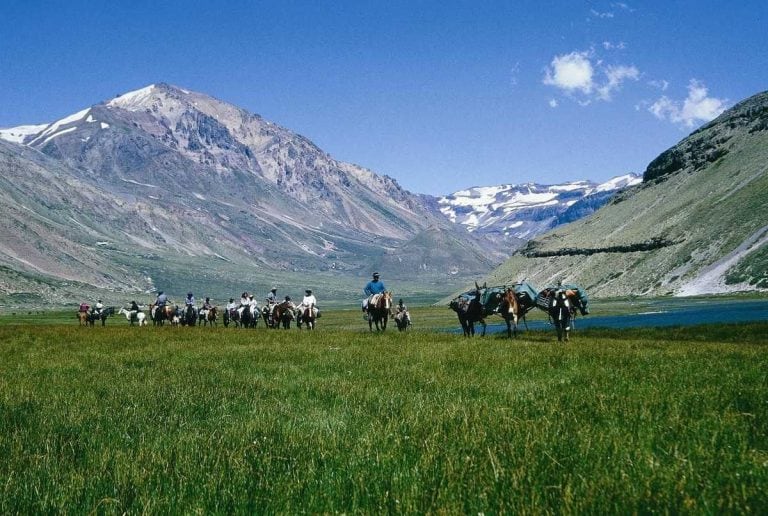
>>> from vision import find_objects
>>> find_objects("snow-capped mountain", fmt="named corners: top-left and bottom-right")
top-left (0, 83), bottom-right (505, 304)
top-left (437, 174), bottom-right (641, 243)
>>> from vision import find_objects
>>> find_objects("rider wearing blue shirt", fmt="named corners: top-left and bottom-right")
top-left (364, 272), bottom-right (386, 296)
top-left (362, 272), bottom-right (386, 312)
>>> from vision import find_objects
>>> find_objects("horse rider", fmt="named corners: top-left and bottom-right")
top-left (395, 298), bottom-right (411, 327)
top-left (266, 287), bottom-right (278, 305)
top-left (201, 297), bottom-right (213, 319)
top-left (79, 301), bottom-right (90, 314)
top-left (248, 294), bottom-right (259, 313)
top-left (301, 289), bottom-right (318, 317)
top-left (152, 291), bottom-right (168, 319)
top-left (226, 297), bottom-right (237, 317)
top-left (265, 287), bottom-right (279, 320)
top-left (184, 292), bottom-right (196, 320)
top-left (362, 272), bottom-right (386, 313)
top-left (240, 292), bottom-right (249, 308)
top-left (129, 300), bottom-right (141, 321)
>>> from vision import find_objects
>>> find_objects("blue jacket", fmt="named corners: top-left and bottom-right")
top-left (156, 293), bottom-right (168, 306)
top-left (364, 280), bottom-right (386, 296)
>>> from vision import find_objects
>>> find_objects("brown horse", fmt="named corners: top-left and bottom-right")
top-left (366, 291), bottom-right (392, 331)
top-left (273, 301), bottom-right (296, 329)
top-left (202, 306), bottom-right (218, 327)
top-left (298, 303), bottom-right (317, 330)
top-left (149, 303), bottom-right (174, 326)
top-left (500, 287), bottom-right (521, 338)
top-left (77, 311), bottom-right (89, 326)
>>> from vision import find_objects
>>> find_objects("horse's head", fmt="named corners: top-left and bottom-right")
top-left (565, 289), bottom-right (589, 315)
top-left (381, 291), bottom-right (392, 310)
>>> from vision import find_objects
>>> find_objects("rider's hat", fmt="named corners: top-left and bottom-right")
top-left (305, 289), bottom-right (312, 294)
top-left (285, 295), bottom-right (291, 301)
top-left (372, 272), bottom-right (380, 278)
top-left (187, 292), bottom-right (193, 296)
top-left (229, 298), bottom-right (234, 302)
top-left (158, 291), bottom-right (163, 295)
top-left (271, 287), bottom-right (277, 292)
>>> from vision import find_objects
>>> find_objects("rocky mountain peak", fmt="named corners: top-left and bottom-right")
top-left (643, 90), bottom-right (768, 183)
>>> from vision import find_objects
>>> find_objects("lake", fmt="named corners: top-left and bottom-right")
top-left (477, 298), bottom-right (768, 335)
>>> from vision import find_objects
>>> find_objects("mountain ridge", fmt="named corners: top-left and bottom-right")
top-left (0, 84), bottom-right (506, 306)
top-left (483, 90), bottom-right (768, 297)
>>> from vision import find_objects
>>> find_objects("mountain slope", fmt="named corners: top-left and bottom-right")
top-left (0, 84), bottom-right (504, 305)
top-left (484, 90), bottom-right (768, 297)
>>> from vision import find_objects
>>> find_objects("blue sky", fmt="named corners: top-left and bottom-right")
top-left (1, 1), bottom-right (766, 195)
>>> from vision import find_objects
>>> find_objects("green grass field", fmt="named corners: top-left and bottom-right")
top-left (1, 307), bottom-right (766, 513)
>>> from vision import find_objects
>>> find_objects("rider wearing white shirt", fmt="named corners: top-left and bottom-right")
top-left (302, 290), bottom-right (317, 307)
top-left (301, 289), bottom-right (318, 317)
top-left (94, 300), bottom-right (104, 315)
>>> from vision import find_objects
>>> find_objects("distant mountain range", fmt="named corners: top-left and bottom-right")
top-left (437, 174), bottom-right (641, 244)
top-left (485, 90), bottom-right (768, 297)
top-left (0, 83), bottom-right (505, 306)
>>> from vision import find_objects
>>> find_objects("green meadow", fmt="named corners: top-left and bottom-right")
top-left (1, 307), bottom-right (766, 513)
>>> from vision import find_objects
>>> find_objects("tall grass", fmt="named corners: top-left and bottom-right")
top-left (1, 318), bottom-right (766, 513)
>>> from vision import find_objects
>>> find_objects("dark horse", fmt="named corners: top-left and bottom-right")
top-left (366, 291), bottom-right (392, 331)
top-left (536, 285), bottom-right (590, 342)
top-left (239, 305), bottom-right (258, 328)
top-left (87, 306), bottom-right (114, 327)
top-left (200, 306), bottom-right (218, 327)
top-left (449, 283), bottom-right (486, 337)
top-left (182, 305), bottom-right (197, 326)
top-left (548, 289), bottom-right (572, 342)
top-left (223, 306), bottom-right (238, 327)
top-left (149, 304), bottom-right (173, 326)
top-left (273, 301), bottom-right (296, 329)
top-left (297, 303), bottom-right (317, 330)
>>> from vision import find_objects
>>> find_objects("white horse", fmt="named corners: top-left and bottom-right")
top-left (118, 307), bottom-right (147, 326)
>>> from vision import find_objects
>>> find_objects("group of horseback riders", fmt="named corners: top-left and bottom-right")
top-left (142, 287), bottom-right (319, 327)
top-left (223, 287), bottom-right (319, 326)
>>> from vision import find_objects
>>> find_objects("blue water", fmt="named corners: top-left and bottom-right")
top-left (468, 299), bottom-right (768, 335)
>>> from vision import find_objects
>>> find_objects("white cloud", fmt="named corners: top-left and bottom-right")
top-left (543, 50), bottom-right (639, 104)
top-left (543, 51), bottom-right (594, 94)
top-left (648, 79), bottom-right (669, 91)
top-left (590, 8), bottom-right (614, 18)
top-left (549, 99), bottom-right (558, 108)
top-left (649, 80), bottom-right (727, 127)
top-left (612, 2), bottom-right (634, 12)
top-left (602, 40), bottom-right (626, 50)
top-left (597, 64), bottom-right (640, 100)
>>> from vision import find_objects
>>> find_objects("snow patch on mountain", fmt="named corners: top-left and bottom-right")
top-left (28, 108), bottom-right (90, 146)
top-left (438, 173), bottom-right (641, 241)
top-left (107, 85), bottom-right (157, 111)
top-left (0, 124), bottom-right (49, 144)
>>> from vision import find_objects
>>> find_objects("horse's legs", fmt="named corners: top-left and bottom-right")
top-left (480, 319), bottom-right (487, 337)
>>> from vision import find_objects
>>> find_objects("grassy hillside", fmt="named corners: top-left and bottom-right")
top-left (1, 318), bottom-right (766, 513)
top-left (486, 91), bottom-right (768, 297)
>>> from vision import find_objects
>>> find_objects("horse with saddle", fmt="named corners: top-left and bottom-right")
top-left (450, 281), bottom-right (589, 340)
